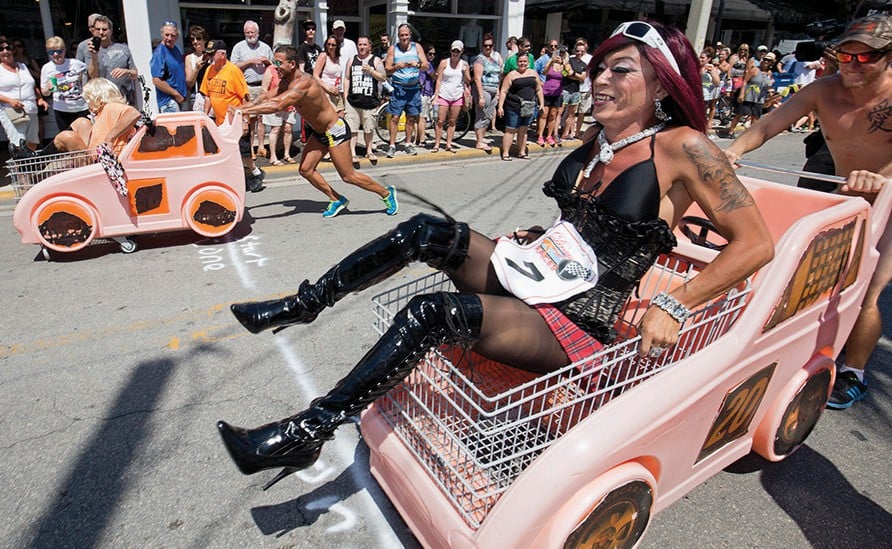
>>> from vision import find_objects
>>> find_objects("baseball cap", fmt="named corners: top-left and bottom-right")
top-left (763, 52), bottom-right (776, 61)
top-left (301, 19), bottom-right (316, 30)
top-left (206, 39), bottom-right (227, 53)
top-left (836, 13), bottom-right (892, 50)
top-left (757, 44), bottom-right (768, 51)
top-left (332, 20), bottom-right (346, 30)
top-left (451, 40), bottom-right (464, 51)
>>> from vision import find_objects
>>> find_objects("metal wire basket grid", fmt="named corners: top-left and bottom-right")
top-left (5, 149), bottom-right (96, 199)
top-left (369, 256), bottom-right (752, 527)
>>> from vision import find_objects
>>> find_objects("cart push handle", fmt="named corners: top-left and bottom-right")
top-left (736, 160), bottom-right (892, 247)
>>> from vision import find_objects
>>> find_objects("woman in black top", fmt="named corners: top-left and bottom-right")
top-left (497, 53), bottom-right (544, 160)
top-left (216, 20), bottom-right (775, 491)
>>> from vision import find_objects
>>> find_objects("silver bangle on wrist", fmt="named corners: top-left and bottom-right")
top-left (652, 292), bottom-right (692, 324)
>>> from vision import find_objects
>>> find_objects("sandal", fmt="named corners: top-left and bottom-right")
top-left (445, 146), bottom-right (455, 153)
top-left (283, 156), bottom-right (297, 164)
top-left (476, 144), bottom-right (492, 152)
top-left (352, 156), bottom-right (361, 164)
top-left (431, 147), bottom-right (440, 153)
top-left (269, 159), bottom-right (285, 166)
top-left (256, 147), bottom-right (268, 158)
top-left (501, 155), bottom-right (513, 161)
top-left (366, 152), bottom-right (378, 161)
top-left (517, 153), bottom-right (530, 160)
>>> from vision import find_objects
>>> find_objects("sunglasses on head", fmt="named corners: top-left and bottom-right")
top-left (47, 49), bottom-right (64, 55)
top-left (835, 49), bottom-right (889, 64)
top-left (610, 21), bottom-right (681, 76)
top-left (163, 20), bottom-right (178, 28)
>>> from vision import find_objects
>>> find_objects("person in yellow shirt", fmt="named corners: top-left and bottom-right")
top-left (200, 39), bottom-right (264, 192)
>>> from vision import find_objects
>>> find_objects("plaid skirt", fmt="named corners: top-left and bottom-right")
top-left (533, 303), bottom-right (603, 364)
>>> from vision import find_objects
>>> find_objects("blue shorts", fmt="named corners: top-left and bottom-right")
top-left (388, 85), bottom-right (422, 117)
top-left (504, 109), bottom-right (533, 129)
top-left (562, 90), bottom-right (581, 106)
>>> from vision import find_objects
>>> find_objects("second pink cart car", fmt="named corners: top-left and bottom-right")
top-left (10, 112), bottom-right (245, 258)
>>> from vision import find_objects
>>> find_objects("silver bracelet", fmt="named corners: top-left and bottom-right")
top-left (651, 292), bottom-right (692, 324)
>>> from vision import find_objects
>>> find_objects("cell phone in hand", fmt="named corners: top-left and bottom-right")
top-left (92, 36), bottom-right (101, 50)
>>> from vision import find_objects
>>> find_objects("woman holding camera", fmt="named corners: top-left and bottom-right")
top-left (536, 46), bottom-right (570, 146)
top-left (185, 25), bottom-right (210, 112)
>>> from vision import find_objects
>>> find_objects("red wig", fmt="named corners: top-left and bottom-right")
top-left (589, 20), bottom-right (706, 133)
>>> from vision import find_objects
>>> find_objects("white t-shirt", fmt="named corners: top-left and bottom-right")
top-left (230, 40), bottom-right (274, 84)
top-left (0, 62), bottom-right (38, 114)
top-left (40, 58), bottom-right (88, 112)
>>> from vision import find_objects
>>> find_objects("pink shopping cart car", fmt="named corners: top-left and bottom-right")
top-left (361, 174), bottom-right (891, 548)
top-left (10, 112), bottom-right (245, 259)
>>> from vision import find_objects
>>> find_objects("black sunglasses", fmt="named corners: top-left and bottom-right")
top-left (835, 49), bottom-right (889, 64)
top-left (0, 45), bottom-right (12, 52)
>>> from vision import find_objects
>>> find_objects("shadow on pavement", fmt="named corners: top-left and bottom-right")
top-left (249, 426), bottom-right (420, 547)
top-left (19, 357), bottom-right (178, 547)
top-left (759, 445), bottom-right (892, 547)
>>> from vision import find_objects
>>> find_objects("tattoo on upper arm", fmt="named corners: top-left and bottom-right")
top-left (683, 137), bottom-right (755, 212)
top-left (867, 99), bottom-right (892, 133)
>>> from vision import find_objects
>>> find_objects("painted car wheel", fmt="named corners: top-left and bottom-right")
top-left (563, 480), bottom-right (653, 549)
top-left (773, 368), bottom-right (832, 457)
top-left (183, 185), bottom-right (240, 238)
top-left (33, 196), bottom-right (98, 253)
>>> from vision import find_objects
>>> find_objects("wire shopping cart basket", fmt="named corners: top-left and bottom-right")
top-left (6, 149), bottom-right (96, 199)
top-left (369, 255), bottom-right (752, 528)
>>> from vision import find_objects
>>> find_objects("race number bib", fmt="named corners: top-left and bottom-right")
top-left (491, 220), bottom-right (598, 305)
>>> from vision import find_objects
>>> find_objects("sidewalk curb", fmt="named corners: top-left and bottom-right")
top-left (0, 139), bottom-right (582, 202)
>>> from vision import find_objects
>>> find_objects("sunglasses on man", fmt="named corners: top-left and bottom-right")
top-left (834, 49), bottom-right (889, 64)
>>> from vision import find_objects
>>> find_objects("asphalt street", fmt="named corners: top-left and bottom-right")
top-left (0, 132), bottom-right (889, 548)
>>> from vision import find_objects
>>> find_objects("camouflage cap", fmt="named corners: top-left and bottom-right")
top-left (836, 14), bottom-right (892, 50)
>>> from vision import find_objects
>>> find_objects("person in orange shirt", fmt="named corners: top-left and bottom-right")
top-left (200, 39), bottom-right (264, 192)
top-left (39, 77), bottom-right (140, 155)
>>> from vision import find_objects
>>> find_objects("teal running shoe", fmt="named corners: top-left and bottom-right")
top-left (322, 196), bottom-right (349, 218)
top-left (382, 186), bottom-right (398, 216)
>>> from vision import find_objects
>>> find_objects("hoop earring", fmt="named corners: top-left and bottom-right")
top-left (654, 98), bottom-right (671, 121)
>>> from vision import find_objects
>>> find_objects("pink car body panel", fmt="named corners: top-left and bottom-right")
top-left (361, 176), bottom-right (891, 548)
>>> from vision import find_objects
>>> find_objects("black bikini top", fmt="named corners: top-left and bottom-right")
top-left (549, 134), bottom-right (661, 222)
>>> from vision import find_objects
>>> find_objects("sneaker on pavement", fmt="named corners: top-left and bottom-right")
top-left (382, 186), bottom-right (398, 215)
top-left (536, 136), bottom-right (546, 146)
top-left (322, 196), bottom-right (349, 218)
top-left (247, 168), bottom-right (266, 192)
top-left (404, 143), bottom-right (416, 156)
top-left (386, 145), bottom-right (396, 158)
top-left (827, 370), bottom-right (868, 409)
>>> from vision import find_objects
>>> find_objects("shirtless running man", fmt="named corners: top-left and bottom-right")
top-left (725, 14), bottom-right (892, 409)
top-left (230, 45), bottom-right (398, 218)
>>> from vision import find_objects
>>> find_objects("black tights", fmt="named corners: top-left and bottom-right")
top-left (442, 230), bottom-right (571, 374)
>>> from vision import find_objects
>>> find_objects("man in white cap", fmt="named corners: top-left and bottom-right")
top-left (331, 20), bottom-right (357, 65)
top-left (726, 13), bottom-right (892, 410)
top-left (231, 20), bottom-right (273, 159)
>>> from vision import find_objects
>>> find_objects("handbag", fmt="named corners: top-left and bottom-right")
top-left (4, 107), bottom-right (29, 125)
top-left (490, 220), bottom-right (599, 305)
top-left (462, 85), bottom-right (472, 112)
top-left (519, 100), bottom-right (536, 118)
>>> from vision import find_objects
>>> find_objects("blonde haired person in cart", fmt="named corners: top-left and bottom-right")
top-left (38, 77), bottom-right (140, 155)
top-left (725, 13), bottom-right (892, 409)
top-left (217, 20), bottom-right (773, 489)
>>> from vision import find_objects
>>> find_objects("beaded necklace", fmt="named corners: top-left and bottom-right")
top-left (582, 122), bottom-right (667, 179)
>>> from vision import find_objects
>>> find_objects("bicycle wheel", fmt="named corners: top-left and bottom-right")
top-left (375, 104), bottom-right (391, 143)
top-left (454, 108), bottom-right (472, 140)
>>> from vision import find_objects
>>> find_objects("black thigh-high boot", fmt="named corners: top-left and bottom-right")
top-left (230, 213), bottom-right (471, 334)
top-left (217, 292), bottom-right (483, 489)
